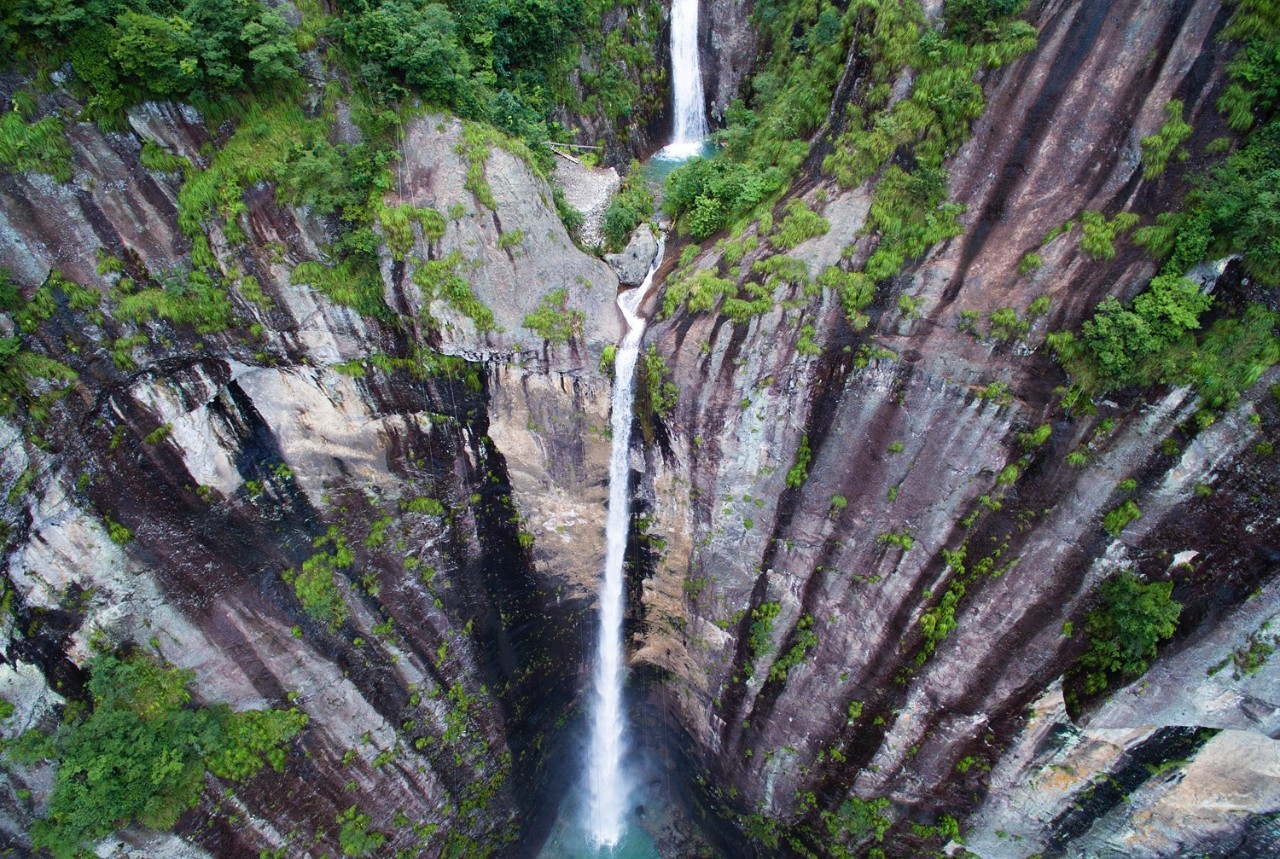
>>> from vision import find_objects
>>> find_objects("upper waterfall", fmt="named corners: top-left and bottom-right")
top-left (660, 0), bottom-right (708, 159)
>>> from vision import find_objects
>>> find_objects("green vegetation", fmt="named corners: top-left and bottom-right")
top-left (104, 515), bottom-right (134, 546)
top-left (770, 198), bottom-right (829, 250)
top-left (138, 140), bottom-right (188, 174)
top-left (822, 796), bottom-right (892, 857)
top-left (1072, 571), bottom-right (1181, 695)
top-left (1017, 424), bottom-right (1052, 449)
top-left (114, 269), bottom-right (236, 335)
top-left (0, 0), bottom-right (301, 127)
top-left (786, 435), bottom-right (812, 489)
top-left (0, 271), bottom-right (80, 421)
top-left (338, 805), bottom-right (387, 857)
top-left (768, 615), bottom-right (817, 682)
top-left (410, 250), bottom-right (495, 331)
top-left (1103, 500), bottom-right (1142, 537)
top-left (1140, 100), bottom-right (1193, 179)
top-left (663, 156), bottom-right (786, 240)
top-left (1079, 210), bottom-right (1140, 261)
top-left (0, 112), bottom-right (73, 182)
top-left (640, 345), bottom-right (678, 419)
top-left (523, 288), bottom-right (584, 343)
top-left (380, 203), bottom-right (446, 261)
top-left (877, 528), bottom-right (914, 552)
top-left (335, 0), bottom-right (594, 149)
top-left (987, 306), bottom-right (1029, 343)
top-left (1216, 0), bottom-right (1280, 132)
top-left (1053, 0), bottom-right (1280, 411)
top-left (8, 653), bottom-right (304, 858)
top-left (861, 165), bottom-right (965, 285)
top-left (599, 343), bottom-right (617, 377)
top-left (747, 601), bottom-right (781, 672)
top-left (282, 527), bottom-right (354, 627)
top-left (602, 163), bottom-right (654, 251)
top-left (142, 423), bottom-right (173, 445)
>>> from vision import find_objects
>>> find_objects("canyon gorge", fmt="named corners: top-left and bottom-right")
top-left (0, 0), bottom-right (1278, 857)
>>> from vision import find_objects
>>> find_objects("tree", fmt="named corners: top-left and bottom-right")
top-left (1075, 571), bottom-right (1182, 694)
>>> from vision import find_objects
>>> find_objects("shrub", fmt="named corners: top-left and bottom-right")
top-left (664, 156), bottom-right (785, 239)
top-left (18, 654), bottom-right (305, 858)
top-left (1017, 424), bottom-right (1052, 449)
top-left (1080, 210), bottom-right (1140, 260)
top-left (786, 435), bottom-right (812, 489)
top-left (770, 198), bottom-right (829, 250)
top-left (523, 288), bottom-right (584, 343)
top-left (0, 113), bottom-right (73, 182)
top-left (410, 250), bottom-right (494, 331)
top-left (1073, 571), bottom-right (1181, 694)
top-left (1103, 500), bottom-right (1142, 537)
top-left (747, 601), bottom-right (781, 669)
top-left (282, 531), bottom-right (354, 627)
top-left (768, 615), bottom-right (817, 682)
top-left (988, 306), bottom-right (1028, 342)
top-left (1140, 100), bottom-right (1193, 179)
top-left (602, 163), bottom-right (654, 251)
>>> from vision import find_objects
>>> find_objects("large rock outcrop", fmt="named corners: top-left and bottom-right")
top-left (634, 0), bottom-right (1280, 854)
top-left (0, 97), bottom-right (620, 856)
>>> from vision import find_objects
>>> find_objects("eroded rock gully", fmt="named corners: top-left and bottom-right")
top-left (0, 0), bottom-right (1277, 857)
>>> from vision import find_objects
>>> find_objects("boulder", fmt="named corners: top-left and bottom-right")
top-left (604, 223), bottom-right (659, 286)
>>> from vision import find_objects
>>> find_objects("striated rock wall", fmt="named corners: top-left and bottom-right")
top-left (0, 100), bottom-right (618, 856)
top-left (636, 0), bottom-right (1280, 854)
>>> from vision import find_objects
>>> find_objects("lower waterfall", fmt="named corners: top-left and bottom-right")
top-left (584, 237), bottom-right (667, 848)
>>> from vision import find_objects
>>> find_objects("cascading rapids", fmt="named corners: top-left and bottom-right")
top-left (584, 237), bottom-right (666, 848)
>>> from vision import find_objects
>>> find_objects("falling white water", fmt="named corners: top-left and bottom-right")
top-left (585, 237), bottom-right (666, 849)
top-left (657, 0), bottom-right (708, 160)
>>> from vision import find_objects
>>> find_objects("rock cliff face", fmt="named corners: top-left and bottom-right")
top-left (0, 0), bottom-right (1278, 857)
top-left (0, 101), bottom-right (620, 855)
top-left (634, 0), bottom-right (1280, 854)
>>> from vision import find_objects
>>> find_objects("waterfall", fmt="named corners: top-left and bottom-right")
top-left (585, 237), bottom-right (666, 848)
top-left (660, 0), bottom-right (708, 159)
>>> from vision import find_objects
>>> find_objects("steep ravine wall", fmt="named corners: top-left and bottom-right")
top-left (0, 100), bottom-right (622, 856)
top-left (637, 0), bottom-right (1280, 855)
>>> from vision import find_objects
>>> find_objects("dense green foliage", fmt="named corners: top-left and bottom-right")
top-left (7, 653), bottom-right (305, 858)
top-left (602, 163), bottom-right (655, 251)
top-left (336, 0), bottom-right (586, 145)
top-left (0, 269), bottom-right (79, 422)
top-left (747, 600), bottom-right (781, 672)
top-left (1054, 0), bottom-right (1280, 409)
top-left (1072, 572), bottom-right (1181, 695)
top-left (0, 111), bottom-right (73, 182)
top-left (283, 527), bottom-right (355, 627)
top-left (0, 0), bottom-right (301, 123)
top-left (663, 156), bottom-right (786, 241)
top-left (1140, 100), bottom-right (1193, 179)
top-left (660, 0), bottom-right (1033, 330)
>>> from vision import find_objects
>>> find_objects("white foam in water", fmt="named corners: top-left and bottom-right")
top-left (655, 0), bottom-right (708, 162)
top-left (584, 237), bottom-right (666, 849)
